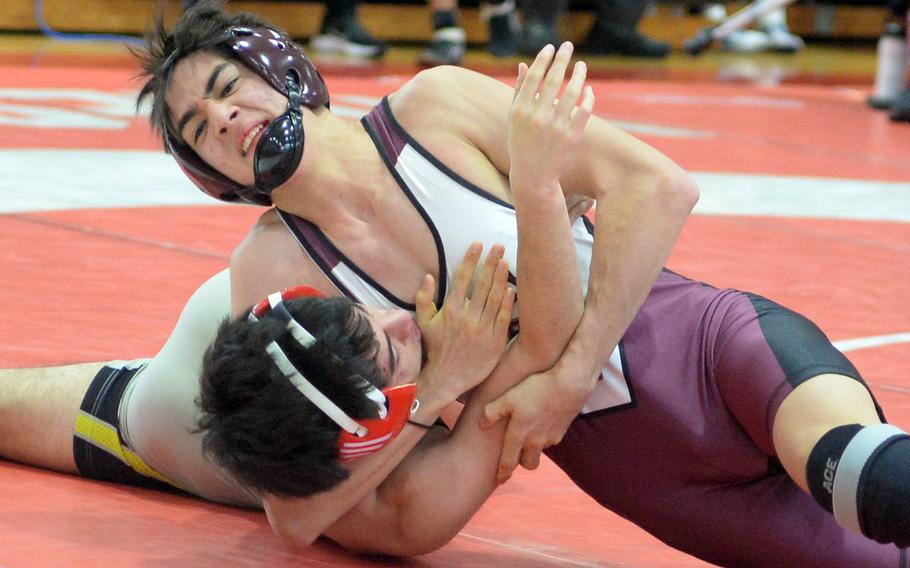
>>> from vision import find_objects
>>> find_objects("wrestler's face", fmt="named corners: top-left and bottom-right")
top-left (165, 51), bottom-right (287, 186)
top-left (363, 307), bottom-right (423, 387)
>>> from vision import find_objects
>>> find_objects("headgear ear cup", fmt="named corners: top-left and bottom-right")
top-left (252, 287), bottom-right (418, 461)
top-left (166, 27), bottom-right (329, 205)
top-left (337, 384), bottom-right (418, 461)
top-left (250, 285), bottom-right (326, 319)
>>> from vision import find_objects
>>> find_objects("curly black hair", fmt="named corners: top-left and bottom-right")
top-left (197, 296), bottom-right (386, 498)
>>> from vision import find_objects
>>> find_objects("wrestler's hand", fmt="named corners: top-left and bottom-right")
top-left (508, 42), bottom-right (595, 194)
top-left (481, 363), bottom-right (598, 483)
top-left (415, 242), bottom-right (515, 404)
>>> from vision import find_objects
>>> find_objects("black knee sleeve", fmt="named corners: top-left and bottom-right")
top-left (807, 423), bottom-right (910, 547)
top-left (807, 424), bottom-right (864, 513)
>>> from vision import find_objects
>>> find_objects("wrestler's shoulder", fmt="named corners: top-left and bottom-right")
top-left (232, 209), bottom-right (299, 265)
top-left (390, 66), bottom-right (510, 128)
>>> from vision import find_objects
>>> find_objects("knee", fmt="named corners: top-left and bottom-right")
top-left (772, 373), bottom-right (881, 491)
top-left (806, 423), bottom-right (910, 548)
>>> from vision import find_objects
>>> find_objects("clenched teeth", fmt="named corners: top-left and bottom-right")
top-left (241, 124), bottom-right (265, 156)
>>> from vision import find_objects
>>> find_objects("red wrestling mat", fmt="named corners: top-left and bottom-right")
top-left (1, 62), bottom-right (908, 567)
top-left (3, 65), bottom-right (909, 181)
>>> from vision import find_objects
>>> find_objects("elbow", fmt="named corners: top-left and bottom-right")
top-left (338, 526), bottom-right (450, 558)
top-left (361, 543), bottom-right (445, 558)
top-left (397, 537), bottom-right (450, 557)
top-left (513, 335), bottom-right (566, 373)
top-left (269, 517), bottom-right (321, 550)
top-left (369, 484), bottom-right (462, 557)
top-left (385, 523), bottom-right (456, 557)
top-left (658, 168), bottom-right (700, 218)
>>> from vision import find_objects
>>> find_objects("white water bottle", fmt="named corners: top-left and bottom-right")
top-left (869, 22), bottom-right (908, 109)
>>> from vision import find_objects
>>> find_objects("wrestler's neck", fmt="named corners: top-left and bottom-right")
top-left (271, 110), bottom-right (401, 234)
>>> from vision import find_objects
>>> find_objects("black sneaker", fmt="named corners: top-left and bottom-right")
top-left (419, 27), bottom-right (467, 66)
top-left (519, 20), bottom-right (561, 56)
top-left (579, 29), bottom-right (670, 58)
top-left (310, 19), bottom-right (389, 59)
top-left (889, 88), bottom-right (910, 123)
top-left (482, 2), bottom-right (520, 57)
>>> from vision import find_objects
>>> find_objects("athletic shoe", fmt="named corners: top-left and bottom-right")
top-left (310, 20), bottom-right (389, 59)
top-left (519, 20), bottom-right (561, 56)
top-left (766, 28), bottom-right (805, 53)
top-left (419, 27), bottom-right (467, 66)
top-left (578, 30), bottom-right (671, 58)
top-left (721, 29), bottom-right (771, 53)
top-left (482, 1), bottom-right (519, 56)
top-left (889, 89), bottom-right (910, 122)
top-left (869, 23), bottom-right (908, 110)
top-left (487, 12), bottom-right (520, 56)
top-left (702, 3), bottom-right (728, 22)
top-left (868, 95), bottom-right (895, 110)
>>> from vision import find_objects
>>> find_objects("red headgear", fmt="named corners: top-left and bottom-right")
top-left (250, 286), bottom-right (419, 461)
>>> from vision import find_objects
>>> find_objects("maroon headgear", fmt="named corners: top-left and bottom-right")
top-left (165, 26), bottom-right (329, 206)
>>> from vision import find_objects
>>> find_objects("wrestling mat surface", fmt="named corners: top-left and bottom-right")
top-left (0, 56), bottom-right (908, 567)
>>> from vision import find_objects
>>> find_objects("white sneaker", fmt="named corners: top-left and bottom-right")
top-left (703, 3), bottom-right (727, 23)
top-left (309, 22), bottom-right (389, 59)
top-left (721, 29), bottom-right (771, 53)
top-left (418, 27), bottom-right (467, 66)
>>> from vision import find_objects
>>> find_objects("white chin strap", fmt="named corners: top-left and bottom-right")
top-left (254, 292), bottom-right (387, 436)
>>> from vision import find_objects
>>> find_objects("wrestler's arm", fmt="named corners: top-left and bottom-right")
top-left (322, 347), bottom-right (538, 555)
top-left (232, 217), bottom-right (519, 548)
top-left (230, 211), bottom-right (462, 544)
top-left (397, 51), bottom-right (698, 475)
top-left (313, 55), bottom-right (596, 556)
top-left (241, 58), bottom-right (594, 553)
top-left (401, 55), bottom-right (698, 371)
top-left (505, 46), bottom-right (591, 365)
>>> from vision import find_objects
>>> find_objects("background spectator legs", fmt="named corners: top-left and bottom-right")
top-left (309, 0), bottom-right (389, 58)
top-left (578, 0), bottom-right (671, 58)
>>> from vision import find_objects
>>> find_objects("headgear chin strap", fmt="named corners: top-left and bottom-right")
top-left (250, 286), bottom-right (418, 461)
top-left (166, 26), bottom-right (329, 206)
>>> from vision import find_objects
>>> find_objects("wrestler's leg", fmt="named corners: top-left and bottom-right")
top-left (0, 362), bottom-right (102, 473)
top-left (772, 373), bottom-right (882, 492)
top-left (714, 292), bottom-right (907, 547)
top-left (668, 471), bottom-right (902, 567)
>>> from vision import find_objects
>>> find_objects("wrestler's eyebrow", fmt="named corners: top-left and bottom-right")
top-left (175, 62), bottom-right (231, 141)
top-left (384, 331), bottom-right (398, 376)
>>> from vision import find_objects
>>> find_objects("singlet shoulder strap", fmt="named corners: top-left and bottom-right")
top-left (276, 209), bottom-right (416, 310)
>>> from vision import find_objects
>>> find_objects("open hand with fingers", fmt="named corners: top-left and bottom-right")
top-left (508, 42), bottom-right (595, 194)
top-left (482, 364), bottom-right (601, 483)
top-left (481, 42), bottom-right (598, 484)
top-left (414, 242), bottom-right (515, 405)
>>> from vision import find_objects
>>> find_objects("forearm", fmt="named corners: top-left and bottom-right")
top-left (328, 349), bottom-right (538, 555)
top-left (557, 168), bottom-right (697, 391)
top-left (557, 116), bottom-right (699, 374)
top-left (506, 51), bottom-right (593, 368)
top-left (348, 170), bottom-right (595, 556)
top-left (511, 179), bottom-right (584, 368)
top-left (263, 388), bottom-right (449, 546)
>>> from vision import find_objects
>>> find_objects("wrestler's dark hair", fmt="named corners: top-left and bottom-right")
top-left (197, 297), bottom-right (386, 498)
top-left (133, 0), bottom-right (275, 150)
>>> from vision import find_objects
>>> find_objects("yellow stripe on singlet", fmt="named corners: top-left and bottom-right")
top-left (74, 411), bottom-right (180, 488)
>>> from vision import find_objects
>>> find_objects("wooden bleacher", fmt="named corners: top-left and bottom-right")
top-left (0, 0), bottom-right (890, 47)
